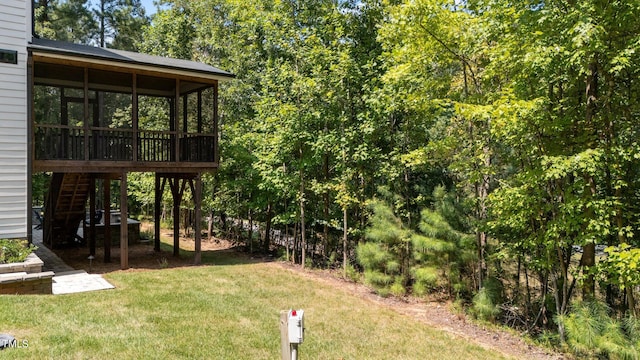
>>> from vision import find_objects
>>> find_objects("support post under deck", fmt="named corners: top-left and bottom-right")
top-left (89, 176), bottom-right (96, 257)
top-left (194, 174), bottom-right (202, 264)
top-left (120, 172), bottom-right (128, 270)
top-left (104, 178), bottom-right (111, 263)
top-left (154, 174), bottom-right (161, 252)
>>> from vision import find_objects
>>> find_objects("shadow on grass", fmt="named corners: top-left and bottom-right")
top-left (51, 235), bottom-right (276, 275)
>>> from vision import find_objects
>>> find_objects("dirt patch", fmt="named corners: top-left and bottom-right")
top-left (51, 226), bottom-right (238, 273)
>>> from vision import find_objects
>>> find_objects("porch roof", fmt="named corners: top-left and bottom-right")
top-left (28, 38), bottom-right (235, 82)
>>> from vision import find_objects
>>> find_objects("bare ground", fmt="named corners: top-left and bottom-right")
top-left (52, 227), bottom-right (565, 360)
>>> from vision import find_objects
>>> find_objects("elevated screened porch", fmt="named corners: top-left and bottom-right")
top-left (29, 38), bottom-right (233, 173)
top-left (27, 38), bottom-right (234, 268)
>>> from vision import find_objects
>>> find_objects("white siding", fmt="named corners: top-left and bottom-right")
top-left (0, 0), bottom-right (29, 239)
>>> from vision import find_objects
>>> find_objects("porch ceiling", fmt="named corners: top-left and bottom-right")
top-left (32, 62), bottom-right (209, 97)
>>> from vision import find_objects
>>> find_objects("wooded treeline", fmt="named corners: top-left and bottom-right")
top-left (36, 0), bottom-right (640, 355)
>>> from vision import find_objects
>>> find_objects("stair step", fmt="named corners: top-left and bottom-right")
top-left (45, 173), bottom-right (92, 247)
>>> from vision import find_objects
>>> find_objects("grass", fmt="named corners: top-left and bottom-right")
top-left (0, 249), bottom-right (511, 359)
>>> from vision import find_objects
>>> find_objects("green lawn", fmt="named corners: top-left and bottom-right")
top-left (0, 250), bottom-right (510, 359)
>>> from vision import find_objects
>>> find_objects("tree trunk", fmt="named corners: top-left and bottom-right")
top-left (300, 150), bottom-right (307, 269)
top-left (343, 207), bottom-right (348, 277)
top-left (292, 222), bottom-right (298, 264)
top-left (515, 254), bottom-right (521, 302)
top-left (323, 122), bottom-right (330, 261)
top-left (220, 212), bottom-right (227, 236)
top-left (627, 285), bottom-right (637, 317)
top-left (476, 173), bottom-right (489, 287)
top-left (285, 223), bottom-right (290, 262)
top-left (581, 60), bottom-right (599, 299)
top-left (580, 242), bottom-right (596, 299)
top-left (264, 202), bottom-right (273, 253)
top-left (248, 209), bottom-right (253, 254)
top-left (99, 0), bottom-right (106, 47)
top-left (524, 257), bottom-right (532, 316)
top-left (207, 212), bottom-right (213, 241)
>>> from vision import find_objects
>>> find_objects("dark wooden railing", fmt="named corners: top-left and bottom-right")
top-left (90, 128), bottom-right (134, 161)
top-left (34, 124), bottom-right (215, 163)
top-left (34, 125), bottom-right (84, 160)
top-left (180, 134), bottom-right (216, 162)
top-left (139, 130), bottom-right (173, 162)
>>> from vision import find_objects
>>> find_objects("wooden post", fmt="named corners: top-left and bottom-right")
top-left (213, 82), bottom-right (219, 164)
top-left (120, 172), bottom-right (129, 270)
top-left (132, 74), bottom-right (138, 162)
top-left (197, 90), bottom-right (203, 133)
top-left (280, 311), bottom-right (292, 360)
top-left (104, 177), bottom-right (111, 263)
top-left (83, 67), bottom-right (89, 161)
top-left (60, 88), bottom-right (68, 158)
top-left (182, 93), bottom-right (188, 133)
top-left (170, 177), bottom-right (185, 257)
top-left (174, 79), bottom-right (180, 163)
top-left (89, 176), bottom-right (96, 257)
top-left (154, 174), bottom-right (161, 252)
top-left (194, 174), bottom-right (202, 264)
top-left (172, 178), bottom-right (179, 257)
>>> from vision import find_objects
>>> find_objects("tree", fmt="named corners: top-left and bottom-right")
top-left (479, 0), bottom-right (640, 335)
top-left (94, 0), bottom-right (149, 50)
top-left (357, 186), bottom-right (476, 297)
top-left (377, 0), bottom-right (493, 287)
top-left (34, 0), bottom-right (97, 43)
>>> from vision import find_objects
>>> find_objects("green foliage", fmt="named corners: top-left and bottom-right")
top-left (357, 200), bottom-right (410, 295)
top-left (390, 278), bottom-right (406, 297)
top-left (471, 287), bottom-right (500, 323)
top-left (35, 0), bottom-right (97, 43)
top-left (344, 263), bottom-right (361, 283)
top-left (411, 266), bottom-right (438, 296)
top-left (34, 0), bottom-right (148, 50)
top-left (358, 188), bottom-right (476, 298)
top-left (140, 6), bottom-right (194, 59)
top-left (0, 240), bottom-right (37, 264)
top-left (599, 244), bottom-right (640, 291)
top-left (537, 330), bottom-right (561, 349)
top-left (412, 187), bottom-right (477, 297)
top-left (356, 202), bottom-right (408, 294)
top-left (560, 301), bottom-right (640, 359)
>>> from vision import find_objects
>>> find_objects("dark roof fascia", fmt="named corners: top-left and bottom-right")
top-left (28, 38), bottom-right (236, 80)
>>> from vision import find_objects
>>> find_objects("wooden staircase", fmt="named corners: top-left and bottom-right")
top-left (43, 173), bottom-right (91, 247)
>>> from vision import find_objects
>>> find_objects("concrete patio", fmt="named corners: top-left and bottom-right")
top-left (32, 228), bottom-right (114, 295)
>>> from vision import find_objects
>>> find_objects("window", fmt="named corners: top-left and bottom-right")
top-left (0, 49), bottom-right (17, 64)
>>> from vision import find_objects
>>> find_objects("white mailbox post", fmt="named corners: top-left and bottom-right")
top-left (280, 309), bottom-right (305, 360)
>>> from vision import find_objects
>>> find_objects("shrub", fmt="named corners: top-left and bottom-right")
top-left (363, 269), bottom-right (393, 288)
top-left (471, 287), bottom-right (499, 322)
top-left (560, 301), bottom-right (639, 359)
top-left (390, 278), bottom-right (406, 297)
top-left (411, 266), bottom-right (439, 296)
top-left (0, 239), bottom-right (37, 264)
top-left (344, 264), bottom-right (361, 282)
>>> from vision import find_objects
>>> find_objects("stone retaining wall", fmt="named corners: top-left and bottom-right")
top-left (0, 254), bottom-right (54, 295)
top-left (0, 253), bottom-right (44, 274)
top-left (0, 271), bottom-right (54, 294)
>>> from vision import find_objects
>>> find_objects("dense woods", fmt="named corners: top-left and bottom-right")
top-left (35, 0), bottom-right (640, 356)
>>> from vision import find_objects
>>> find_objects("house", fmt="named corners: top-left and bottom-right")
top-left (0, 0), bottom-right (234, 268)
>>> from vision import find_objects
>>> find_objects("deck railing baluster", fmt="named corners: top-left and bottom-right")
top-left (34, 124), bottom-right (216, 165)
